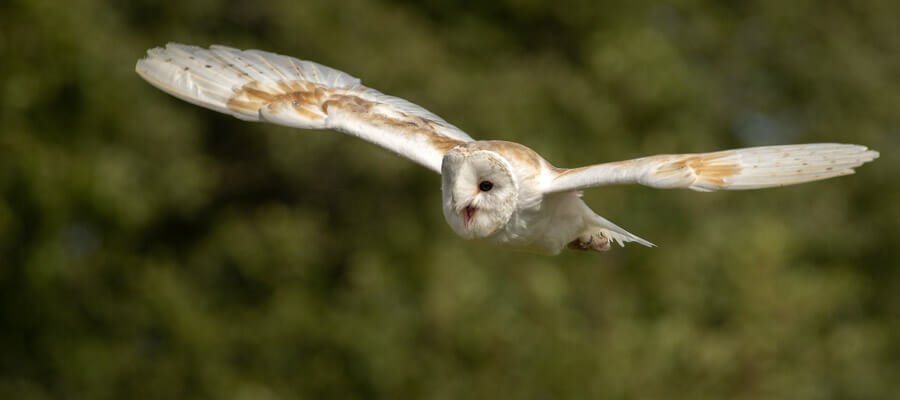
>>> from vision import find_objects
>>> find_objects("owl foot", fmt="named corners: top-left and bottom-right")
top-left (567, 232), bottom-right (612, 252)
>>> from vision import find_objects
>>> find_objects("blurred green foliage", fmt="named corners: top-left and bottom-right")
top-left (1, 0), bottom-right (899, 398)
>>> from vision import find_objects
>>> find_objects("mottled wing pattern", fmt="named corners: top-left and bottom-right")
top-left (136, 43), bottom-right (474, 172)
top-left (545, 144), bottom-right (879, 193)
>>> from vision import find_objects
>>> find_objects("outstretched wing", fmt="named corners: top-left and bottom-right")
top-left (544, 143), bottom-right (878, 193)
top-left (135, 43), bottom-right (474, 172)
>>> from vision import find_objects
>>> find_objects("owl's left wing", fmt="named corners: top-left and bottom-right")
top-left (136, 43), bottom-right (474, 173)
top-left (543, 143), bottom-right (878, 193)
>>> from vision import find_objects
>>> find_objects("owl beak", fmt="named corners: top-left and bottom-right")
top-left (463, 206), bottom-right (477, 228)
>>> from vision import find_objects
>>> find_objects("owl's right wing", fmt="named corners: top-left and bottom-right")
top-left (543, 143), bottom-right (878, 193)
top-left (136, 43), bottom-right (474, 173)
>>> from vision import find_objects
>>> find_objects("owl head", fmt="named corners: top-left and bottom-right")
top-left (441, 147), bottom-right (519, 239)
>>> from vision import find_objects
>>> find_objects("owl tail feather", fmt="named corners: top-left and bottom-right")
top-left (590, 215), bottom-right (656, 248)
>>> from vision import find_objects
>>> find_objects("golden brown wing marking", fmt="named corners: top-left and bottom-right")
top-left (227, 80), bottom-right (328, 121)
top-left (653, 152), bottom-right (742, 186)
top-left (225, 79), bottom-right (465, 152)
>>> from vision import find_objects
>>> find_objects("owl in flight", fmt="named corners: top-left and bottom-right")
top-left (136, 44), bottom-right (878, 255)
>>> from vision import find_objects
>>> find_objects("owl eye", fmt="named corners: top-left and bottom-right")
top-left (479, 181), bottom-right (494, 192)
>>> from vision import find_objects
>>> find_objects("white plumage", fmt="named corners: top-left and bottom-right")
top-left (546, 143), bottom-right (876, 193)
top-left (136, 44), bottom-right (879, 255)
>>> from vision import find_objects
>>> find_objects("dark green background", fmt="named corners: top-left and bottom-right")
top-left (2, 0), bottom-right (898, 398)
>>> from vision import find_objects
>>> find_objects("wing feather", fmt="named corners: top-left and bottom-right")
top-left (136, 43), bottom-right (474, 172)
top-left (544, 143), bottom-right (878, 193)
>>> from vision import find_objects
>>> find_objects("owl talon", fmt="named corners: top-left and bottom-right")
top-left (567, 233), bottom-right (611, 252)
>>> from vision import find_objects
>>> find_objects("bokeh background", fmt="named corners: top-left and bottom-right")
top-left (2, 0), bottom-right (899, 398)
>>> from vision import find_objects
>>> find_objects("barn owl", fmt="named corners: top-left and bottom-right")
top-left (136, 44), bottom-right (879, 255)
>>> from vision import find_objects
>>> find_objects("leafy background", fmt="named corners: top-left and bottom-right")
top-left (1, 0), bottom-right (898, 398)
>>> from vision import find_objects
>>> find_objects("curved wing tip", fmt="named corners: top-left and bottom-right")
top-left (134, 57), bottom-right (158, 79)
top-left (865, 149), bottom-right (880, 161)
top-left (845, 144), bottom-right (878, 158)
top-left (135, 44), bottom-right (175, 71)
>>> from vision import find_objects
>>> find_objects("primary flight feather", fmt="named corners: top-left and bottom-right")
top-left (136, 43), bottom-right (879, 255)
